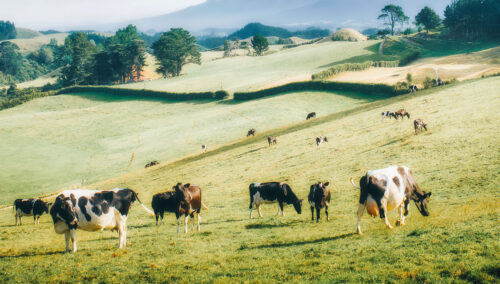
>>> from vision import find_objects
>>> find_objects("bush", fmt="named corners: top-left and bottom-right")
top-left (214, 90), bottom-right (229, 99)
top-left (423, 76), bottom-right (434, 89)
top-left (234, 81), bottom-right (406, 101)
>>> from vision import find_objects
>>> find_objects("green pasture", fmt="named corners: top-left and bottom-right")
top-left (0, 77), bottom-right (498, 282)
top-left (0, 90), bottom-right (377, 205)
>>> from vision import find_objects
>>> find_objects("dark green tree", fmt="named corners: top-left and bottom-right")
top-left (251, 34), bottom-right (268, 56)
top-left (59, 32), bottom-right (96, 86)
top-left (444, 0), bottom-right (500, 39)
top-left (415, 6), bottom-right (441, 34)
top-left (0, 42), bottom-right (23, 75)
top-left (0, 21), bottom-right (16, 40)
top-left (152, 28), bottom-right (200, 77)
top-left (378, 5), bottom-right (409, 35)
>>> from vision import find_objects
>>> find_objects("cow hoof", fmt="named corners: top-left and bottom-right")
top-left (386, 224), bottom-right (393, 229)
top-left (396, 220), bottom-right (405, 226)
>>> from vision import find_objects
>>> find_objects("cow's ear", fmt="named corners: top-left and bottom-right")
top-left (324, 182), bottom-right (330, 186)
top-left (184, 183), bottom-right (190, 188)
top-left (426, 192), bottom-right (432, 198)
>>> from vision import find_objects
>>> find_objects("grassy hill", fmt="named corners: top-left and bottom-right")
top-left (0, 90), bottom-right (380, 205)
top-left (0, 77), bottom-right (497, 282)
top-left (5, 33), bottom-right (68, 54)
top-left (14, 27), bottom-right (42, 39)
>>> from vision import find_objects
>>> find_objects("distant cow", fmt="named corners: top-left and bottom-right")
top-left (413, 119), bottom-right (428, 135)
top-left (247, 128), bottom-right (256, 137)
top-left (13, 199), bottom-right (51, 225)
top-left (173, 183), bottom-right (208, 233)
top-left (249, 182), bottom-right (302, 218)
top-left (306, 112), bottom-right (316, 120)
top-left (308, 182), bottom-right (331, 222)
top-left (350, 166), bottom-right (431, 234)
top-left (145, 161), bottom-right (159, 168)
top-left (316, 136), bottom-right (328, 147)
top-left (394, 109), bottom-right (410, 120)
top-left (409, 85), bottom-right (418, 93)
top-left (50, 188), bottom-right (154, 252)
top-left (202, 145), bottom-right (207, 153)
top-left (381, 111), bottom-right (396, 120)
top-left (267, 136), bottom-right (277, 146)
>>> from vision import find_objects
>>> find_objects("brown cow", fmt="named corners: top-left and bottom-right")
top-left (394, 109), bottom-right (410, 120)
top-left (308, 182), bottom-right (331, 222)
top-left (267, 136), bottom-right (277, 146)
top-left (145, 161), bottom-right (159, 168)
top-left (173, 183), bottom-right (208, 233)
top-left (414, 119), bottom-right (428, 134)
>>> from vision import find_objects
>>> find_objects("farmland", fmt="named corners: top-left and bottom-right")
top-left (0, 76), bottom-right (498, 282)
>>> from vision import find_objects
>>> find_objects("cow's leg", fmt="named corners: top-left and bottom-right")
top-left (184, 215), bottom-right (189, 233)
top-left (34, 215), bottom-right (37, 224)
top-left (160, 211), bottom-right (164, 225)
top-left (155, 212), bottom-right (159, 225)
top-left (310, 206), bottom-right (314, 221)
top-left (325, 205), bottom-right (329, 221)
top-left (191, 214), bottom-right (195, 231)
top-left (176, 213), bottom-right (181, 233)
top-left (381, 201), bottom-right (393, 229)
top-left (197, 213), bottom-right (201, 231)
top-left (15, 214), bottom-right (18, 226)
top-left (316, 206), bottom-right (321, 223)
top-left (70, 229), bottom-right (77, 253)
top-left (257, 205), bottom-right (262, 217)
top-left (356, 203), bottom-right (365, 234)
top-left (279, 202), bottom-right (284, 216)
top-left (19, 216), bottom-right (22, 225)
top-left (64, 231), bottom-right (71, 252)
top-left (249, 205), bottom-right (253, 219)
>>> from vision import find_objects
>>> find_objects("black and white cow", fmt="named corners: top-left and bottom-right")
top-left (13, 199), bottom-right (51, 225)
top-left (350, 166), bottom-right (431, 234)
top-left (308, 182), bottom-right (331, 222)
top-left (247, 128), bottom-right (256, 137)
top-left (306, 112), bottom-right (316, 120)
top-left (316, 136), bottom-right (328, 147)
top-left (202, 144), bottom-right (207, 153)
top-left (50, 188), bottom-right (154, 252)
top-left (381, 111), bottom-right (396, 120)
top-left (249, 182), bottom-right (302, 218)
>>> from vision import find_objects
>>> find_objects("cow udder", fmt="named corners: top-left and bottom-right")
top-left (366, 200), bottom-right (379, 217)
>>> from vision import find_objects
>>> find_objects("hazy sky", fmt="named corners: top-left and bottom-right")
top-left (0, 0), bottom-right (207, 30)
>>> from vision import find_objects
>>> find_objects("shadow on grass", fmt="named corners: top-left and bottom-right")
top-left (67, 92), bottom-right (215, 106)
top-left (0, 250), bottom-right (64, 259)
top-left (241, 232), bottom-right (356, 250)
top-left (245, 219), bottom-right (303, 230)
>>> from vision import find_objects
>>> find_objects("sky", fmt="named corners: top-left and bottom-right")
top-left (0, 0), bottom-right (207, 30)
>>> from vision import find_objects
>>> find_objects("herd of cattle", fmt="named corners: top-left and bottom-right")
top-left (11, 108), bottom-right (432, 253)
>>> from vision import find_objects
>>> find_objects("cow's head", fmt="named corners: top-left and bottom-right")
top-left (43, 201), bottom-right (52, 214)
top-left (414, 192), bottom-right (431, 216)
top-left (323, 137), bottom-right (328, 143)
top-left (50, 195), bottom-right (78, 228)
top-left (293, 199), bottom-right (303, 214)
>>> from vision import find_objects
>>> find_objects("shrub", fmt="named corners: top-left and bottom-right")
top-left (311, 61), bottom-right (399, 80)
top-left (214, 90), bottom-right (229, 99)
top-left (423, 76), bottom-right (434, 89)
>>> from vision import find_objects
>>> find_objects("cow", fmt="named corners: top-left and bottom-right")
top-left (381, 111), bottom-right (396, 120)
top-left (414, 119), bottom-right (428, 135)
top-left (394, 109), bottom-right (410, 120)
top-left (267, 136), bottom-right (277, 146)
top-left (306, 112), bottom-right (316, 120)
top-left (173, 183), bottom-right (208, 233)
top-left (247, 128), bottom-right (256, 137)
top-left (151, 191), bottom-right (177, 226)
top-left (249, 182), bottom-right (302, 218)
top-left (202, 145), bottom-right (207, 153)
top-left (308, 182), bottom-right (331, 222)
top-left (145, 161), bottom-right (159, 168)
top-left (316, 136), bottom-right (328, 147)
top-left (409, 85), bottom-right (418, 93)
top-left (49, 188), bottom-right (154, 252)
top-left (13, 199), bottom-right (51, 225)
top-left (350, 166), bottom-right (431, 234)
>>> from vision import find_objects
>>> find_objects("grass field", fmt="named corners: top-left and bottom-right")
top-left (0, 90), bottom-right (379, 206)
top-left (0, 77), bottom-right (498, 282)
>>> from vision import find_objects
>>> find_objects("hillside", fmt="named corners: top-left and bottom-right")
top-left (4, 32), bottom-right (68, 54)
top-left (14, 27), bottom-right (42, 39)
top-left (0, 77), bottom-right (498, 282)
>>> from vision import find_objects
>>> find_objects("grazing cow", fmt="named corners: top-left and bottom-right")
top-left (249, 182), bottom-right (302, 218)
top-left (316, 136), bottom-right (328, 147)
top-left (13, 199), bottom-right (51, 225)
top-left (173, 183), bottom-right (208, 233)
top-left (267, 136), bottom-right (277, 146)
top-left (413, 119), bottom-right (428, 135)
top-left (381, 111), bottom-right (396, 120)
top-left (247, 128), bottom-right (256, 137)
top-left (50, 188), bottom-right (154, 252)
top-left (308, 182), bottom-right (331, 222)
top-left (394, 109), bottom-right (410, 120)
top-left (306, 112), bottom-right (316, 120)
top-left (145, 161), bottom-right (159, 168)
top-left (409, 85), bottom-right (418, 93)
top-left (202, 144), bottom-right (207, 153)
top-left (350, 166), bottom-right (431, 234)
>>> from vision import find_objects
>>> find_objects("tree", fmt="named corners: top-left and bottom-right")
top-left (0, 42), bottom-right (23, 75)
top-left (59, 32), bottom-right (96, 86)
top-left (0, 21), bottom-right (16, 40)
top-left (152, 28), bottom-right (200, 77)
top-left (378, 5), bottom-right (409, 35)
top-left (415, 6), bottom-right (441, 34)
top-left (444, 0), bottom-right (500, 39)
top-left (251, 34), bottom-right (268, 56)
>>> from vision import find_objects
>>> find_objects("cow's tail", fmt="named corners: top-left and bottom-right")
top-left (133, 192), bottom-right (155, 217)
top-left (350, 177), bottom-right (360, 189)
top-left (201, 201), bottom-right (209, 211)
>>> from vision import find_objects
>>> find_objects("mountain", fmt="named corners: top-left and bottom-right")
top-left (95, 0), bottom-right (450, 34)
